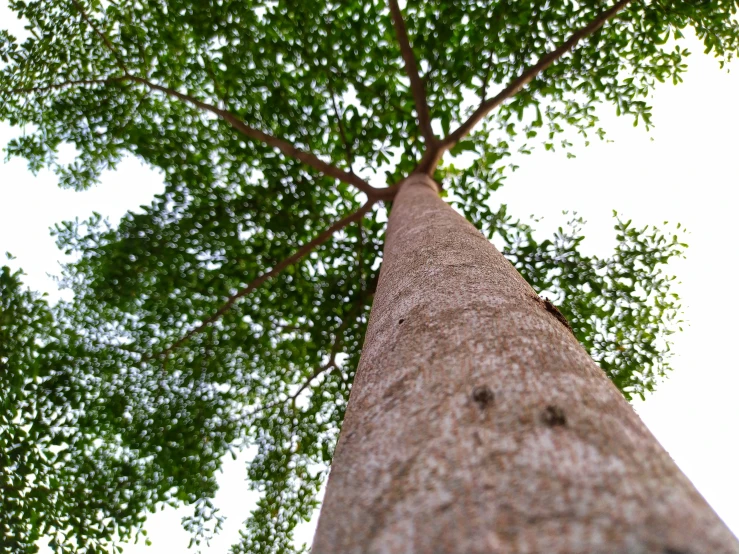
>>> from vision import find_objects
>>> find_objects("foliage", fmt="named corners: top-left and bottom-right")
top-left (1, 0), bottom-right (736, 552)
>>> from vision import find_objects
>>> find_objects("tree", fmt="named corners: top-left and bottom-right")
top-left (1, 0), bottom-right (738, 552)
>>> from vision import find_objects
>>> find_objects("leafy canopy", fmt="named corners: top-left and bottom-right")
top-left (1, 0), bottom-right (737, 552)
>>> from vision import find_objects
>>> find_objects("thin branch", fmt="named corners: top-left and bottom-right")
top-left (94, 339), bottom-right (141, 356)
top-left (6, 76), bottom-right (128, 96)
top-left (274, 322), bottom-right (314, 333)
top-left (201, 55), bottom-right (230, 107)
top-left (357, 217), bottom-right (365, 285)
top-left (70, 0), bottom-right (129, 74)
top-left (442, 0), bottom-right (634, 150)
top-left (114, 87), bottom-right (149, 136)
top-left (243, 358), bottom-right (336, 420)
top-left (282, 7), bottom-right (357, 176)
top-left (388, 0), bottom-right (437, 146)
top-left (480, 48), bottom-right (496, 103)
top-left (241, 280), bottom-right (372, 419)
top-left (329, 67), bottom-right (409, 121)
top-left (329, 85), bottom-right (355, 173)
top-left (288, 288), bottom-right (369, 408)
top-left (154, 201), bottom-right (377, 359)
top-left (127, 76), bottom-right (386, 198)
top-left (289, 360), bottom-right (337, 409)
top-left (481, 3), bottom-right (544, 104)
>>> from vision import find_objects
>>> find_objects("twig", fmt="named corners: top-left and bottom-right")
top-left (275, 323), bottom-right (313, 333)
top-left (289, 359), bottom-right (337, 409)
top-left (243, 287), bottom-right (371, 418)
top-left (329, 84), bottom-right (355, 173)
top-left (480, 48), bottom-right (496, 102)
top-left (288, 288), bottom-right (369, 408)
top-left (357, 218), bottom-right (365, 286)
top-left (70, 0), bottom-right (129, 74)
top-left (6, 76), bottom-right (128, 96)
top-left (201, 55), bottom-right (230, 107)
top-left (329, 67), bottom-right (410, 121)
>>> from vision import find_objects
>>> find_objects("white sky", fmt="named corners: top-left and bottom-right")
top-left (1, 3), bottom-right (738, 551)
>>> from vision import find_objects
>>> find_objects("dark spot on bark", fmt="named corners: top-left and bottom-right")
top-left (398, 318), bottom-right (405, 325)
top-left (472, 431), bottom-right (483, 446)
top-left (437, 501), bottom-right (453, 513)
top-left (539, 296), bottom-right (575, 336)
top-left (541, 405), bottom-right (567, 427)
top-left (663, 550), bottom-right (691, 554)
top-left (472, 385), bottom-right (494, 409)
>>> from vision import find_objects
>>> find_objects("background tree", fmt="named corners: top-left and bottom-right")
top-left (1, 0), bottom-right (738, 552)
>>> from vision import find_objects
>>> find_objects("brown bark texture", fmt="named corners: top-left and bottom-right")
top-left (311, 174), bottom-right (739, 554)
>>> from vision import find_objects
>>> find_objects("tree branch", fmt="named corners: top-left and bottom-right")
top-left (329, 67), bottom-right (410, 122)
top-left (127, 76), bottom-right (388, 198)
top-left (275, 322), bottom-right (314, 334)
top-left (70, 0), bottom-right (129, 74)
top-left (243, 280), bottom-right (372, 419)
top-left (201, 54), bottom-right (230, 107)
top-left (154, 201), bottom-right (377, 360)
top-left (357, 217), bottom-right (365, 284)
top-left (480, 48), bottom-right (496, 103)
top-left (443, 0), bottom-right (634, 150)
top-left (288, 286), bottom-right (369, 408)
top-left (388, 0), bottom-right (437, 146)
top-left (329, 85), bottom-right (355, 174)
top-left (415, 0), bottom-right (634, 175)
top-left (289, 359), bottom-right (337, 409)
top-left (5, 76), bottom-right (128, 96)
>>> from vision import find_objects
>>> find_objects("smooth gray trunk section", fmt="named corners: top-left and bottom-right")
top-left (312, 174), bottom-right (738, 554)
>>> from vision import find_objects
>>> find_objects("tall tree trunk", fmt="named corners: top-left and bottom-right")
top-left (312, 174), bottom-right (738, 554)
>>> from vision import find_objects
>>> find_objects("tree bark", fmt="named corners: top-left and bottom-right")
top-left (311, 174), bottom-right (739, 554)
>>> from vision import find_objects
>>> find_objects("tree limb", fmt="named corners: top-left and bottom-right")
top-left (70, 0), bottom-right (129, 74)
top-left (388, 0), bottom-right (437, 146)
top-left (288, 285), bottom-right (372, 408)
top-left (480, 48), bottom-right (496, 103)
top-left (443, 0), bottom-right (634, 149)
top-left (127, 76), bottom-right (388, 198)
top-left (275, 322), bottom-right (314, 333)
top-left (201, 54), bottom-right (230, 107)
top-left (5, 76), bottom-right (128, 96)
top-left (289, 359), bottom-right (337, 410)
top-left (329, 84), bottom-right (355, 174)
top-left (155, 201), bottom-right (377, 360)
top-left (329, 67), bottom-right (410, 121)
top-left (416, 0), bottom-right (634, 174)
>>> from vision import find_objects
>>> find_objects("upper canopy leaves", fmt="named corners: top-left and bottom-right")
top-left (1, 0), bottom-right (737, 552)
